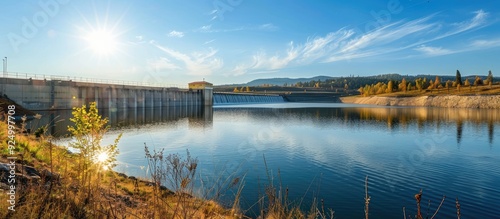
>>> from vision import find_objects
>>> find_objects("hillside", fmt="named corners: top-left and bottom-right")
top-left (217, 73), bottom-right (500, 89)
top-left (245, 75), bottom-right (334, 86)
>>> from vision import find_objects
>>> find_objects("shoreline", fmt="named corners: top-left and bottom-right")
top-left (340, 95), bottom-right (500, 109)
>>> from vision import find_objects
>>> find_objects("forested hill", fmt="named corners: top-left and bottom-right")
top-left (244, 76), bottom-right (334, 86)
top-left (221, 72), bottom-right (498, 90)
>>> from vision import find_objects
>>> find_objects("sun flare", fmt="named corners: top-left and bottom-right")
top-left (97, 151), bottom-right (109, 163)
top-left (85, 30), bottom-right (117, 56)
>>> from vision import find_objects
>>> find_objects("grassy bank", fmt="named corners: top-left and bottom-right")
top-left (341, 84), bottom-right (500, 108)
top-left (0, 125), bottom-right (235, 218)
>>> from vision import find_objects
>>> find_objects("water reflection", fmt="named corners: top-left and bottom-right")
top-left (489, 120), bottom-right (494, 145)
top-left (457, 120), bottom-right (463, 144)
top-left (214, 106), bottom-right (499, 145)
top-left (27, 105), bottom-right (213, 136)
top-left (208, 105), bottom-right (499, 218)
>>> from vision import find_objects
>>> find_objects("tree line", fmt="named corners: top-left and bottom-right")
top-left (356, 70), bottom-right (494, 96)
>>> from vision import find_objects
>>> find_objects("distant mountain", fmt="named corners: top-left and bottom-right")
top-left (245, 75), bottom-right (335, 86)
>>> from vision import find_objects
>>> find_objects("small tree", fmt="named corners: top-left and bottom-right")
top-left (233, 87), bottom-right (239, 92)
top-left (456, 70), bottom-right (462, 86)
top-left (428, 79), bottom-right (435, 89)
top-left (399, 78), bottom-right (407, 92)
top-left (474, 76), bottom-right (483, 86)
top-left (387, 81), bottom-right (394, 93)
top-left (434, 76), bottom-right (441, 89)
top-left (464, 79), bottom-right (471, 91)
top-left (415, 78), bottom-right (424, 91)
top-left (487, 70), bottom-right (493, 84)
top-left (68, 102), bottom-right (121, 199)
top-left (464, 79), bottom-right (470, 86)
top-left (358, 87), bottom-right (364, 96)
top-left (445, 80), bottom-right (451, 92)
top-left (422, 78), bottom-right (429, 90)
top-left (245, 86), bottom-right (250, 92)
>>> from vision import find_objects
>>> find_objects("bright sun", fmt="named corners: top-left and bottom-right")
top-left (85, 30), bottom-right (117, 56)
top-left (97, 151), bottom-right (109, 163)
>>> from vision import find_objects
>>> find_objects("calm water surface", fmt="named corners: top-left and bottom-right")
top-left (51, 103), bottom-right (499, 218)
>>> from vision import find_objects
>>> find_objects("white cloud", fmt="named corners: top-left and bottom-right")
top-left (153, 43), bottom-right (223, 76)
top-left (471, 38), bottom-right (500, 48)
top-left (453, 10), bottom-right (488, 33)
top-left (201, 25), bottom-right (212, 31)
top-left (168, 30), bottom-right (184, 38)
top-left (414, 45), bottom-right (454, 56)
top-left (148, 57), bottom-right (180, 72)
top-left (232, 9), bottom-right (492, 75)
top-left (301, 30), bottom-right (355, 61)
top-left (197, 23), bottom-right (278, 33)
top-left (203, 39), bottom-right (216, 45)
top-left (230, 46), bottom-right (297, 76)
top-left (258, 23), bottom-right (278, 31)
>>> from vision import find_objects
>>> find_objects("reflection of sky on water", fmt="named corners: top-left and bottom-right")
top-left (76, 103), bottom-right (499, 218)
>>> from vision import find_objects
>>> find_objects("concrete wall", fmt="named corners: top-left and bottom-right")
top-left (0, 77), bottom-right (211, 110)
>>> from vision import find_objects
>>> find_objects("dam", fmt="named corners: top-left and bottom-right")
top-left (0, 73), bottom-right (213, 111)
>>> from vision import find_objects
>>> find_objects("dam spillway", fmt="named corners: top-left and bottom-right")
top-left (213, 93), bottom-right (284, 105)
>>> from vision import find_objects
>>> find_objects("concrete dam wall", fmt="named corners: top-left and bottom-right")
top-left (0, 77), bottom-right (212, 111)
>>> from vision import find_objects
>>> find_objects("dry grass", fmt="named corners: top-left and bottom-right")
top-left (0, 120), bottom-right (238, 219)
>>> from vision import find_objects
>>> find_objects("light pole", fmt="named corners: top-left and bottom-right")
top-left (2, 57), bottom-right (6, 77)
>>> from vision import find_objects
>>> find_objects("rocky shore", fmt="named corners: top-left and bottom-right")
top-left (341, 95), bottom-right (500, 109)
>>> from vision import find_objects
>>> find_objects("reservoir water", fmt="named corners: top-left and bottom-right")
top-left (45, 103), bottom-right (499, 218)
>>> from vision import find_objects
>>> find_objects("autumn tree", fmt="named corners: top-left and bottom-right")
top-left (445, 80), bottom-right (452, 91)
top-left (398, 78), bottom-right (407, 92)
top-left (434, 76), bottom-right (441, 89)
top-left (422, 78), bottom-right (429, 89)
top-left (464, 79), bottom-right (471, 91)
top-left (415, 78), bottom-right (424, 91)
top-left (386, 81), bottom-right (394, 93)
top-left (428, 79), bottom-right (435, 89)
top-left (474, 76), bottom-right (483, 86)
top-left (358, 87), bottom-right (364, 96)
top-left (464, 79), bottom-right (471, 86)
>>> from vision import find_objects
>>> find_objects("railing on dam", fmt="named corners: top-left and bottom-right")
top-left (1, 72), bottom-right (186, 88)
top-left (213, 93), bottom-right (285, 105)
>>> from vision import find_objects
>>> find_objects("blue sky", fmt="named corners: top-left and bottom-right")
top-left (1, 0), bottom-right (500, 85)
